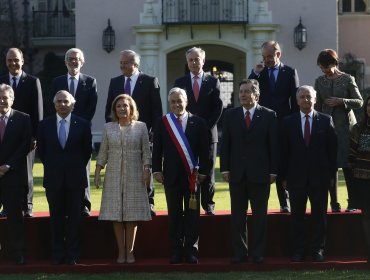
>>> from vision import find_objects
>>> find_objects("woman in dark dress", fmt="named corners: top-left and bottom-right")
top-left (348, 95), bottom-right (370, 262)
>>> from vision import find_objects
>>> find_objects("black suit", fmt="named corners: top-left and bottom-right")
top-left (37, 114), bottom-right (92, 262)
top-left (220, 105), bottom-right (278, 259)
top-left (249, 63), bottom-right (299, 209)
top-left (0, 72), bottom-right (43, 213)
top-left (152, 113), bottom-right (209, 258)
top-left (174, 73), bottom-right (222, 213)
top-left (49, 73), bottom-right (97, 212)
top-left (280, 111), bottom-right (337, 256)
top-left (48, 73), bottom-right (98, 122)
top-left (105, 72), bottom-right (162, 207)
top-left (0, 109), bottom-right (31, 259)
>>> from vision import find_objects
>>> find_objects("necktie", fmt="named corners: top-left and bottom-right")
top-left (177, 116), bottom-right (183, 130)
top-left (304, 115), bottom-right (310, 146)
top-left (12, 77), bottom-right (17, 91)
top-left (0, 115), bottom-right (5, 142)
top-left (269, 68), bottom-right (276, 93)
top-left (59, 119), bottom-right (67, 148)
top-left (69, 77), bottom-right (75, 96)
top-left (245, 110), bottom-right (251, 128)
top-left (193, 75), bottom-right (200, 102)
top-left (124, 77), bottom-right (131, 96)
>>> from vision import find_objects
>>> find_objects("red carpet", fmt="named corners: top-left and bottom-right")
top-left (0, 210), bottom-right (368, 272)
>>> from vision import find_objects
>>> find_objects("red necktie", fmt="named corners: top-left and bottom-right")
top-left (304, 115), bottom-right (310, 146)
top-left (177, 116), bottom-right (183, 130)
top-left (0, 115), bottom-right (6, 142)
top-left (193, 75), bottom-right (200, 102)
top-left (245, 110), bottom-right (251, 128)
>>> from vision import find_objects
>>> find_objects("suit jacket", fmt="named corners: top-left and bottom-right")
top-left (280, 110), bottom-right (337, 188)
top-left (220, 104), bottom-right (278, 184)
top-left (104, 73), bottom-right (163, 132)
top-left (152, 113), bottom-right (209, 187)
top-left (37, 114), bottom-right (92, 190)
top-left (0, 72), bottom-right (43, 137)
top-left (248, 63), bottom-right (299, 119)
top-left (48, 73), bottom-right (98, 122)
top-left (0, 109), bottom-right (31, 188)
top-left (174, 73), bottom-right (223, 143)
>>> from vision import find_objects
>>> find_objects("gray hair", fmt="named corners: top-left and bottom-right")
top-left (65, 48), bottom-right (85, 63)
top-left (0, 83), bottom-right (14, 101)
top-left (168, 87), bottom-right (188, 102)
top-left (185, 47), bottom-right (206, 61)
top-left (53, 90), bottom-right (76, 106)
top-left (120, 50), bottom-right (140, 67)
top-left (6, 48), bottom-right (24, 60)
top-left (261, 41), bottom-right (281, 52)
top-left (296, 85), bottom-right (317, 100)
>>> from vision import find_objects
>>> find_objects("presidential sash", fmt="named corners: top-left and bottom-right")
top-left (162, 113), bottom-right (199, 209)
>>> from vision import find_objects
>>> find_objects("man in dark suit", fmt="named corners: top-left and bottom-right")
top-left (48, 48), bottom-right (97, 217)
top-left (248, 41), bottom-right (299, 213)
top-left (0, 83), bottom-right (31, 265)
top-left (220, 79), bottom-right (278, 264)
top-left (152, 87), bottom-right (209, 264)
top-left (280, 85), bottom-right (337, 262)
top-left (174, 47), bottom-right (223, 215)
top-left (37, 90), bottom-right (92, 265)
top-left (105, 49), bottom-right (162, 215)
top-left (0, 47), bottom-right (43, 217)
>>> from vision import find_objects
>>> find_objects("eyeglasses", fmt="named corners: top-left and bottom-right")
top-left (67, 57), bottom-right (82, 63)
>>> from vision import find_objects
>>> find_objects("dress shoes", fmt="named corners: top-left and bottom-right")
top-left (24, 210), bottom-right (33, 218)
top-left (185, 254), bottom-right (198, 264)
top-left (170, 254), bottom-right (183, 264)
top-left (331, 202), bottom-right (341, 213)
top-left (150, 204), bottom-right (156, 217)
top-left (15, 255), bottom-right (26, 265)
top-left (126, 252), bottom-right (135, 264)
top-left (81, 209), bottom-right (90, 217)
top-left (253, 256), bottom-right (264, 264)
top-left (0, 209), bottom-right (7, 218)
top-left (67, 259), bottom-right (77, 265)
top-left (290, 254), bottom-right (305, 262)
top-left (280, 206), bottom-right (290, 213)
top-left (205, 211), bottom-right (215, 216)
top-left (312, 250), bottom-right (325, 262)
top-left (231, 256), bottom-right (248, 264)
top-left (345, 207), bottom-right (357, 213)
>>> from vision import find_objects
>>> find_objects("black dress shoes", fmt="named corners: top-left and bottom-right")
top-left (205, 210), bottom-right (215, 216)
top-left (170, 254), bottom-right (182, 264)
top-left (291, 254), bottom-right (305, 262)
top-left (253, 256), bottom-right (264, 264)
top-left (280, 206), bottom-right (290, 213)
top-left (81, 209), bottom-right (90, 217)
top-left (312, 250), bottom-right (325, 262)
top-left (67, 259), bottom-right (77, 265)
top-left (24, 210), bottom-right (33, 217)
top-left (331, 202), bottom-right (341, 213)
top-left (231, 256), bottom-right (248, 264)
top-left (0, 209), bottom-right (7, 218)
top-left (15, 255), bottom-right (26, 265)
top-left (186, 254), bottom-right (198, 264)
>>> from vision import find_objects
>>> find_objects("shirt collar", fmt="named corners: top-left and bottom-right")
top-left (9, 71), bottom-right (22, 81)
top-left (68, 73), bottom-right (79, 82)
top-left (269, 63), bottom-right (280, 71)
top-left (190, 71), bottom-right (203, 80)
top-left (300, 110), bottom-right (314, 118)
top-left (1, 109), bottom-right (11, 119)
top-left (177, 111), bottom-right (188, 120)
top-left (243, 105), bottom-right (257, 116)
top-left (57, 113), bottom-right (72, 123)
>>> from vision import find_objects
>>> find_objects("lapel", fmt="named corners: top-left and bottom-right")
top-left (75, 73), bottom-right (86, 98)
top-left (295, 112), bottom-right (306, 146)
top-left (185, 112), bottom-right (194, 137)
top-left (132, 72), bottom-right (144, 98)
top-left (238, 107), bottom-right (246, 130)
top-left (1, 109), bottom-right (15, 144)
top-left (49, 115), bottom-right (62, 149)
top-left (185, 74), bottom-right (195, 103)
top-left (65, 115), bottom-right (78, 149)
top-left (16, 71), bottom-right (28, 91)
top-left (310, 110), bottom-right (321, 144)
top-left (249, 104), bottom-right (263, 130)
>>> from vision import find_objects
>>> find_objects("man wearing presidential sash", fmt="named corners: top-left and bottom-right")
top-left (152, 87), bottom-right (209, 264)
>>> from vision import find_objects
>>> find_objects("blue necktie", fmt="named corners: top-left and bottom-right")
top-left (59, 119), bottom-right (67, 148)
top-left (69, 77), bottom-right (75, 96)
top-left (124, 77), bottom-right (131, 96)
top-left (269, 68), bottom-right (276, 93)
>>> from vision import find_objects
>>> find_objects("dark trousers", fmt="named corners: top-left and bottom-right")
top-left (200, 142), bottom-right (216, 212)
top-left (289, 181), bottom-right (328, 255)
top-left (276, 176), bottom-right (289, 208)
top-left (25, 150), bottom-right (35, 212)
top-left (164, 176), bottom-right (200, 257)
top-left (0, 182), bottom-right (25, 259)
top-left (82, 160), bottom-right (91, 211)
top-left (229, 177), bottom-right (270, 259)
top-left (46, 185), bottom-right (84, 261)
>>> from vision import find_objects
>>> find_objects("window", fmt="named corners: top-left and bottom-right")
top-left (339, 0), bottom-right (368, 13)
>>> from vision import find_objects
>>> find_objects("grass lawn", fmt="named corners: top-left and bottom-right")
top-left (1, 271), bottom-right (370, 280)
top-left (32, 156), bottom-right (350, 213)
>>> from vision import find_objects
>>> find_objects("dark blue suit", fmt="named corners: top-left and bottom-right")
top-left (49, 73), bottom-right (97, 213)
top-left (249, 63), bottom-right (299, 209)
top-left (152, 113), bottom-right (209, 258)
top-left (280, 110), bottom-right (337, 256)
top-left (37, 114), bottom-right (92, 262)
top-left (220, 105), bottom-right (278, 259)
top-left (0, 109), bottom-right (31, 260)
top-left (174, 73), bottom-right (222, 213)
